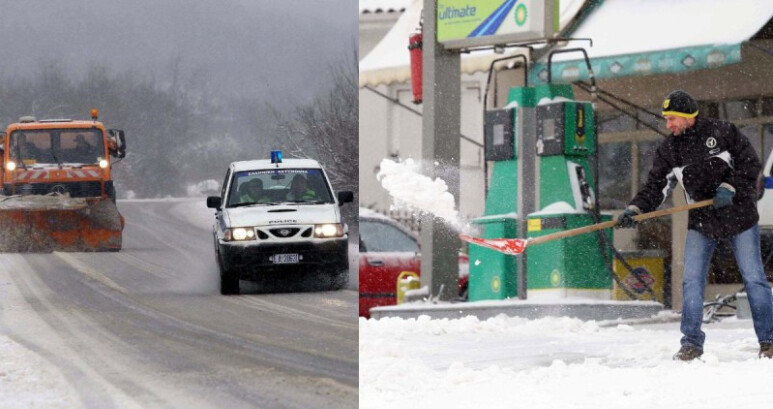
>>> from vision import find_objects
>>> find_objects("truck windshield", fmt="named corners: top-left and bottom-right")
top-left (227, 168), bottom-right (335, 207)
top-left (9, 129), bottom-right (104, 166)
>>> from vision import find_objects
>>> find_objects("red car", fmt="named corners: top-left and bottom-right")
top-left (359, 208), bottom-right (469, 318)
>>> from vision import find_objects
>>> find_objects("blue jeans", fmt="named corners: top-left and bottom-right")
top-left (681, 225), bottom-right (773, 348)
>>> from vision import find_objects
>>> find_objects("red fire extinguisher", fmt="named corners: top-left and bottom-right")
top-left (408, 29), bottom-right (423, 104)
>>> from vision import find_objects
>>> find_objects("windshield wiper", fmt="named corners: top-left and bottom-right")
top-left (230, 201), bottom-right (279, 208)
top-left (287, 199), bottom-right (329, 205)
top-left (51, 151), bottom-right (63, 169)
top-left (14, 143), bottom-right (27, 170)
top-left (48, 134), bottom-right (63, 169)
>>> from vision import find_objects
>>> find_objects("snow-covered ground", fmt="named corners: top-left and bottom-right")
top-left (360, 313), bottom-right (773, 408)
top-left (0, 336), bottom-right (82, 409)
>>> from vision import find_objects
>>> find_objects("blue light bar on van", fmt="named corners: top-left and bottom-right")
top-left (271, 150), bottom-right (282, 164)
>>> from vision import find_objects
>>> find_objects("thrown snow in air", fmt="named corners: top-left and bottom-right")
top-left (377, 159), bottom-right (460, 225)
top-left (361, 314), bottom-right (773, 409)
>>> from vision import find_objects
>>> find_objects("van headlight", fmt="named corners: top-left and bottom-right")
top-left (223, 227), bottom-right (255, 241)
top-left (314, 223), bottom-right (344, 238)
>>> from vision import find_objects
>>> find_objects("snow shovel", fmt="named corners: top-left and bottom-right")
top-left (459, 199), bottom-right (714, 255)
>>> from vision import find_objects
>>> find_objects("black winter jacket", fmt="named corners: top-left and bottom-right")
top-left (630, 117), bottom-right (760, 238)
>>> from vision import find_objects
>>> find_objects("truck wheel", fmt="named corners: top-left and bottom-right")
top-left (329, 267), bottom-right (349, 291)
top-left (219, 261), bottom-right (240, 295)
top-left (106, 183), bottom-right (117, 203)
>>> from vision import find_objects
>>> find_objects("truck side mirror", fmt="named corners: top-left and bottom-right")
top-left (207, 196), bottom-right (222, 209)
top-left (108, 129), bottom-right (127, 159)
top-left (337, 191), bottom-right (353, 206)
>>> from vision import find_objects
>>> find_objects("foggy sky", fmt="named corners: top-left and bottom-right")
top-left (0, 0), bottom-right (357, 106)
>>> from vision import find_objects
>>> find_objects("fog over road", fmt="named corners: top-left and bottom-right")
top-left (0, 199), bottom-right (358, 409)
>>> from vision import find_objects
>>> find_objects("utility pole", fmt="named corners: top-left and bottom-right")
top-left (420, 0), bottom-right (460, 301)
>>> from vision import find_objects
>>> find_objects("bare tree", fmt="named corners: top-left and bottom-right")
top-left (268, 52), bottom-right (358, 193)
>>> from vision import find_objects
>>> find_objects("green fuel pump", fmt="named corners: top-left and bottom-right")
top-left (468, 53), bottom-right (613, 301)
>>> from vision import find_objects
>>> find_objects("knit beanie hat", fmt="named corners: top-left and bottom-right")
top-left (662, 90), bottom-right (699, 118)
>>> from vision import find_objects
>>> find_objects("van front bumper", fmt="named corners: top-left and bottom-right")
top-left (217, 237), bottom-right (348, 278)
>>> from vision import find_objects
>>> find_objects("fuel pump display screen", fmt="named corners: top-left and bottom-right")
top-left (484, 108), bottom-right (515, 161)
top-left (536, 103), bottom-right (565, 156)
top-left (542, 119), bottom-right (556, 141)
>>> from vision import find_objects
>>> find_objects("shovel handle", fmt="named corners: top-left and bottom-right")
top-left (527, 199), bottom-right (714, 246)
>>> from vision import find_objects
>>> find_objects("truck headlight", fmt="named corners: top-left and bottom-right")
top-left (224, 227), bottom-right (255, 241)
top-left (6, 161), bottom-right (16, 171)
top-left (314, 223), bottom-right (344, 238)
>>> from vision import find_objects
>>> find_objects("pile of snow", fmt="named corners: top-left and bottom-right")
top-left (361, 314), bottom-right (773, 409)
top-left (0, 195), bottom-right (87, 210)
top-left (376, 159), bottom-right (460, 227)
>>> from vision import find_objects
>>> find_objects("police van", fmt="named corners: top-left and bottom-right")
top-left (206, 151), bottom-right (353, 294)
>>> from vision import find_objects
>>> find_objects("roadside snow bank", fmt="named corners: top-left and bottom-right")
top-left (0, 335), bottom-right (82, 409)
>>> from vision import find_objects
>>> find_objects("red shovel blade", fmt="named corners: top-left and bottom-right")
top-left (459, 234), bottom-right (527, 255)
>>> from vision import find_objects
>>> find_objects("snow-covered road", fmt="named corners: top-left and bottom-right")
top-left (0, 198), bottom-right (358, 409)
top-left (360, 313), bottom-right (773, 408)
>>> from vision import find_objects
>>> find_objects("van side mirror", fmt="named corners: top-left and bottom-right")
top-left (337, 191), bottom-right (353, 206)
top-left (108, 129), bottom-right (127, 159)
top-left (207, 196), bottom-right (222, 209)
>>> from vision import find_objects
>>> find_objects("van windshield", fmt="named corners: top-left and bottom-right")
top-left (227, 168), bottom-right (334, 208)
top-left (10, 129), bottom-right (104, 166)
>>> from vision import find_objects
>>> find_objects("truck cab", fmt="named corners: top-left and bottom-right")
top-left (0, 112), bottom-right (127, 252)
top-left (206, 151), bottom-right (354, 294)
top-left (1, 113), bottom-right (126, 200)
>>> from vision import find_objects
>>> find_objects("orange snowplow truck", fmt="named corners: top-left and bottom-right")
top-left (0, 110), bottom-right (127, 252)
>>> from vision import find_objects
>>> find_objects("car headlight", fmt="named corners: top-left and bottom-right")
top-left (223, 227), bottom-right (256, 241)
top-left (314, 223), bottom-right (344, 238)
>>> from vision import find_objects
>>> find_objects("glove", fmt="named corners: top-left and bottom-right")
top-left (616, 207), bottom-right (640, 228)
top-left (713, 184), bottom-right (735, 209)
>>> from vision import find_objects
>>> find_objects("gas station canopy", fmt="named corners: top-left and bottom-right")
top-left (531, 0), bottom-right (773, 84)
top-left (359, 0), bottom-right (773, 88)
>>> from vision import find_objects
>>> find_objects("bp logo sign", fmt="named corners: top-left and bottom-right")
top-left (624, 267), bottom-right (656, 294)
top-left (514, 4), bottom-right (528, 26)
top-left (550, 269), bottom-right (561, 287)
top-left (491, 276), bottom-right (501, 293)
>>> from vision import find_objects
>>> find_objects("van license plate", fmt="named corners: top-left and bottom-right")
top-left (273, 254), bottom-right (299, 264)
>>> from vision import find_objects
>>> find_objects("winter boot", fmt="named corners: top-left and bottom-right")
top-left (673, 345), bottom-right (703, 361)
top-left (760, 343), bottom-right (773, 359)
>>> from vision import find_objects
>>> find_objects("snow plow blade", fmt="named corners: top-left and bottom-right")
top-left (0, 195), bottom-right (123, 252)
